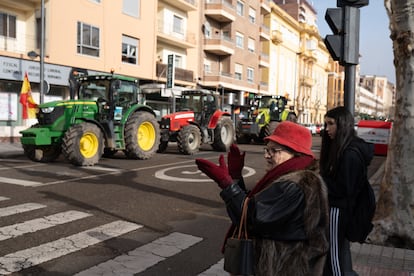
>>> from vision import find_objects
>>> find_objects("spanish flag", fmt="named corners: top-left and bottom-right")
top-left (19, 72), bottom-right (38, 119)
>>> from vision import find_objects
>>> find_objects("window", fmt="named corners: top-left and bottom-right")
top-left (123, 0), bottom-right (140, 18)
top-left (204, 59), bottom-right (211, 73)
top-left (173, 15), bottom-right (183, 34)
top-left (236, 32), bottom-right (244, 48)
top-left (175, 55), bottom-right (182, 68)
top-left (248, 7), bottom-right (256, 23)
top-left (122, 35), bottom-right (139, 64)
top-left (236, 1), bottom-right (244, 16)
top-left (235, 63), bottom-right (243, 80)
top-left (77, 22), bottom-right (100, 57)
top-left (0, 12), bottom-right (16, 38)
top-left (247, 37), bottom-right (255, 52)
top-left (247, 67), bottom-right (254, 83)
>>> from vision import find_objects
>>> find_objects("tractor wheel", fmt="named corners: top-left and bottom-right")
top-left (62, 123), bottom-right (103, 166)
top-left (212, 117), bottom-right (235, 152)
top-left (22, 144), bottom-right (61, 163)
top-left (177, 125), bottom-right (201, 155)
top-left (157, 141), bottom-right (168, 153)
top-left (236, 134), bottom-right (251, 144)
top-left (124, 111), bottom-right (160, 159)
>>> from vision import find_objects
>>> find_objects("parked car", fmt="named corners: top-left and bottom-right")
top-left (303, 124), bottom-right (317, 135)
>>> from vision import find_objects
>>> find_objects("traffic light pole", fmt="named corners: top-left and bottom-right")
top-left (344, 64), bottom-right (356, 115)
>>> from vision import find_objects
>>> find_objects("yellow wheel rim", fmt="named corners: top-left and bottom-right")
top-left (137, 122), bottom-right (156, 151)
top-left (80, 132), bottom-right (99, 158)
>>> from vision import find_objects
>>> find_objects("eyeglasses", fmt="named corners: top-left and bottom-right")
top-left (263, 147), bottom-right (283, 156)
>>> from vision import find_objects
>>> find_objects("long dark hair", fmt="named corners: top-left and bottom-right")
top-left (319, 106), bottom-right (356, 177)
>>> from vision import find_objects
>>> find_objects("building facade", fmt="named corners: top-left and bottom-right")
top-left (0, 0), bottom-right (341, 140)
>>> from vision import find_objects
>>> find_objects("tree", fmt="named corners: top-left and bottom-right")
top-left (371, 0), bottom-right (414, 248)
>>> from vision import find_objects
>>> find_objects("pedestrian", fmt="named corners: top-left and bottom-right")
top-left (196, 121), bottom-right (329, 275)
top-left (320, 106), bottom-right (374, 276)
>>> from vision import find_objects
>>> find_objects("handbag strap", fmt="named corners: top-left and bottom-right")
top-left (237, 197), bottom-right (250, 239)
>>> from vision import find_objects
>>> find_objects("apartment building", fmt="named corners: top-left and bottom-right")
top-left (358, 75), bottom-right (395, 119)
top-left (0, 0), bottom-right (335, 139)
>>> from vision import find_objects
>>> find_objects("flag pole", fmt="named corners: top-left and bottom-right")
top-left (40, 0), bottom-right (45, 104)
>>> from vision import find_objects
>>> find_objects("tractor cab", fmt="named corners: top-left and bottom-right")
top-left (179, 90), bottom-right (218, 127)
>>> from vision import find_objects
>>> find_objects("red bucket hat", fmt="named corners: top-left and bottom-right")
top-left (264, 121), bottom-right (314, 157)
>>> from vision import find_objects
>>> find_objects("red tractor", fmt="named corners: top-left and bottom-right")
top-left (158, 89), bottom-right (235, 154)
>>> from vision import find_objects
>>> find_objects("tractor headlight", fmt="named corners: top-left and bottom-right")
top-left (41, 106), bottom-right (55, 113)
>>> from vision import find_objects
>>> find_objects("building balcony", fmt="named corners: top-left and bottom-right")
top-left (259, 53), bottom-right (269, 67)
top-left (157, 21), bottom-right (196, 48)
top-left (300, 76), bottom-right (314, 87)
top-left (271, 30), bottom-right (283, 44)
top-left (260, 0), bottom-right (271, 14)
top-left (156, 62), bottom-right (194, 83)
top-left (205, 0), bottom-right (236, 22)
top-left (259, 25), bottom-right (270, 41)
top-left (1, 0), bottom-right (39, 11)
top-left (203, 36), bottom-right (235, 55)
top-left (161, 0), bottom-right (197, 11)
top-left (258, 81), bottom-right (269, 94)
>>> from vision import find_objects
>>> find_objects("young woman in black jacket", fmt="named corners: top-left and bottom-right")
top-left (320, 107), bottom-right (374, 276)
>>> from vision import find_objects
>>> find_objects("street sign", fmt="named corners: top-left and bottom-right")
top-left (166, 54), bottom-right (175, 89)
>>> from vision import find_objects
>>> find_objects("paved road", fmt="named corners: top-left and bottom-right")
top-left (1, 140), bottom-right (412, 275)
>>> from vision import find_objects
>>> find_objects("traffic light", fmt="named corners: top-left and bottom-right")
top-left (324, 8), bottom-right (343, 63)
top-left (324, 6), bottom-right (361, 65)
top-left (337, 0), bottom-right (369, 8)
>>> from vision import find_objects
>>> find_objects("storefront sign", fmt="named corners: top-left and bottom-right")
top-left (0, 56), bottom-right (71, 86)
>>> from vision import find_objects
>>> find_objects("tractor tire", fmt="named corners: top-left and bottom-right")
top-left (236, 134), bottom-right (251, 144)
top-left (22, 144), bottom-right (61, 163)
top-left (177, 125), bottom-right (201, 155)
top-left (256, 121), bottom-right (279, 144)
top-left (212, 117), bottom-right (235, 152)
top-left (124, 111), bottom-right (160, 159)
top-left (62, 123), bottom-right (103, 166)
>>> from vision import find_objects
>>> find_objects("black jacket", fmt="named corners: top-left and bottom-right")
top-left (323, 137), bottom-right (374, 209)
top-left (220, 170), bottom-right (329, 275)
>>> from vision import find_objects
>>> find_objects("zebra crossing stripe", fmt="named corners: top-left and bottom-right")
top-left (0, 196), bottom-right (9, 201)
top-left (0, 220), bottom-right (142, 275)
top-left (0, 210), bottom-right (92, 241)
top-left (198, 258), bottom-right (228, 276)
top-left (0, 203), bottom-right (46, 218)
top-left (0, 176), bottom-right (42, 186)
top-left (75, 232), bottom-right (203, 276)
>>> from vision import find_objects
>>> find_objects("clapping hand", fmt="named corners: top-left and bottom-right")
top-left (227, 144), bottom-right (245, 180)
top-left (195, 155), bottom-right (233, 189)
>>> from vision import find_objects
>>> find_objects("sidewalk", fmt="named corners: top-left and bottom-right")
top-left (0, 141), bottom-right (23, 158)
top-left (0, 142), bottom-right (414, 275)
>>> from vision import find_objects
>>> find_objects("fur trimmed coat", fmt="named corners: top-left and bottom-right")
top-left (250, 171), bottom-right (329, 276)
top-left (221, 169), bottom-right (329, 276)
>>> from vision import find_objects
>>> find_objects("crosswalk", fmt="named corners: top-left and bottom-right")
top-left (0, 196), bottom-right (228, 275)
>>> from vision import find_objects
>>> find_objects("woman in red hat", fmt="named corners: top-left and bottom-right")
top-left (196, 121), bottom-right (329, 275)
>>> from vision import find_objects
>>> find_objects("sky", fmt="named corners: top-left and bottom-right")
top-left (312, 1), bottom-right (395, 84)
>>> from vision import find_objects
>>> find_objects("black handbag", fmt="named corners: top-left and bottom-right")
top-left (224, 197), bottom-right (255, 275)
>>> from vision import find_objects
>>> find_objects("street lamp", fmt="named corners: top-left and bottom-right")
top-left (27, 0), bottom-right (45, 104)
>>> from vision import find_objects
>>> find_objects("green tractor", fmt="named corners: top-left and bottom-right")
top-left (236, 95), bottom-right (289, 144)
top-left (20, 74), bottom-right (160, 166)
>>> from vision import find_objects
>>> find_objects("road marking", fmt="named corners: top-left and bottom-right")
top-left (33, 159), bottom-right (202, 187)
top-left (81, 166), bottom-right (122, 172)
top-left (75, 232), bottom-right (202, 276)
top-left (0, 220), bottom-right (142, 275)
top-left (0, 196), bottom-right (9, 201)
top-left (0, 176), bottom-right (42, 186)
top-left (0, 203), bottom-right (46, 218)
top-left (0, 210), bottom-right (92, 241)
top-left (155, 164), bottom-right (256, 182)
top-left (198, 258), bottom-right (228, 276)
